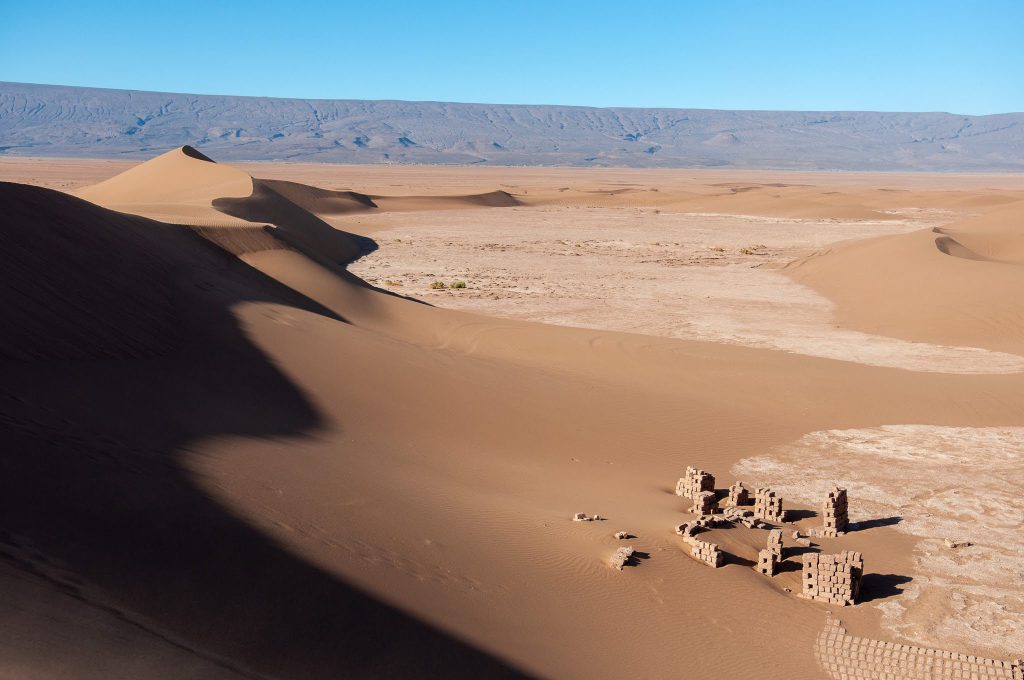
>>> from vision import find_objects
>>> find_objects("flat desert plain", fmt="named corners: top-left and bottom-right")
top-left (1, 151), bottom-right (1023, 679)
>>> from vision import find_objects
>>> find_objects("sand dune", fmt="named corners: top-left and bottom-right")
top-left (788, 199), bottom-right (1024, 355)
top-left (369, 189), bottom-right (521, 212)
top-left (259, 179), bottom-right (378, 215)
top-left (3, 149), bottom-right (1024, 678)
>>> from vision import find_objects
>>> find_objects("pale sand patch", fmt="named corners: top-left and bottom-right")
top-left (348, 207), bottom-right (1024, 373)
top-left (733, 425), bottom-right (1024, 656)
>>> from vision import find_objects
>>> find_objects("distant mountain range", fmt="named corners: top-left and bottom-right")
top-left (2, 81), bottom-right (1023, 170)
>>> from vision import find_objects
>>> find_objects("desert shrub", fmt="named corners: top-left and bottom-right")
top-left (430, 281), bottom-right (447, 289)
top-left (451, 280), bottom-right (467, 289)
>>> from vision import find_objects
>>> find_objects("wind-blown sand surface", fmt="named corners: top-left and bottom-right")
top-left (2, 152), bottom-right (1023, 678)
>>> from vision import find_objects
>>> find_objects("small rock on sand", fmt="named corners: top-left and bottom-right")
top-left (614, 531), bottom-right (630, 540)
top-left (573, 513), bottom-right (592, 522)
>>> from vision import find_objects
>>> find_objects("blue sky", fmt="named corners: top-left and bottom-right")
top-left (2, 1), bottom-right (1022, 114)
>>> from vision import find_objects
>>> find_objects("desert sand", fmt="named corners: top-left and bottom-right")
top-left (2, 149), bottom-right (1023, 679)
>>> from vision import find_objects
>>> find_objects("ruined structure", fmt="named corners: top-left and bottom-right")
top-left (727, 481), bottom-right (751, 507)
top-left (684, 536), bottom-right (724, 568)
top-left (755, 549), bottom-right (778, 576)
top-left (676, 521), bottom-right (725, 568)
top-left (676, 466), bottom-right (715, 499)
top-left (690, 490), bottom-right (717, 516)
top-left (753, 487), bottom-right (785, 523)
top-left (767, 528), bottom-right (783, 553)
top-left (816, 615), bottom-right (1024, 680)
top-left (821, 486), bottom-right (849, 537)
top-left (756, 528), bottom-right (784, 576)
top-left (723, 505), bottom-right (763, 528)
top-left (801, 551), bottom-right (863, 606)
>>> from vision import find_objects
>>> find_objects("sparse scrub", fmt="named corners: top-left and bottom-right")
top-left (430, 281), bottom-right (447, 289)
top-left (451, 280), bottom-right (467, 289)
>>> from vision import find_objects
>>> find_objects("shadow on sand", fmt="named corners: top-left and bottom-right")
top-left (0, 184), bottom-right (527, 678)
top-left (850, 516), bottom-right (903, 532)
top-left (859, 574), bottom-right (914, 603)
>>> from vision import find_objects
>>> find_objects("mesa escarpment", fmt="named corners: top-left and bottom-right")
top-left (5, 81), bottom-right (1024, 171)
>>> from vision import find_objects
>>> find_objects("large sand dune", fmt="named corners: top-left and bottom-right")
top-left (2, 149), bottom-right (1023, 678)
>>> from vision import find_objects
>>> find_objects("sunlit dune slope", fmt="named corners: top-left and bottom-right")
top-left (788, 200), bottom-right (1024, 355)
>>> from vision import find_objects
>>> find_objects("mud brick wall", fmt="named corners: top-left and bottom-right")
top-left (753, 487), bottom-right (785, 522)
top-left (766, 528), bottom-right (783, 553)
top-left (676, 466), bottom-right (716, 500)
top-left (756, 529), bottom-right (784, 576)
top-left (727, 481), bottom-right (751, 506)
top-left (802, 551), bottom-right (863, 606)
top-left (816, 616), bottom-right (1023, 680)
top-left (690, 490), bottom-right (716, 515)
top-left (822, 486), bottom-right (849, 537)
top-left (682, 535), bottom-right (724, 568)
top-left (756, 548), bottom-right (779, 575)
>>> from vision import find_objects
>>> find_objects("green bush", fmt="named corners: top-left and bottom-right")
top-left (451, 280), bottom-right (467, 289)
top-left (430, 281), bottom-right (447, 289)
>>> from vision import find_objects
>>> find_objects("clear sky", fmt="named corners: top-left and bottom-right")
top-left (2, 0), bottom-right (1022, 114)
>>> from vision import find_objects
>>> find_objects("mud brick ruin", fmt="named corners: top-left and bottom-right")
top-left (723, 504), bottom-right (763, 528)
top-left (753, 487), bottom-right (785, 523)
top-left (756, 528), bottom-right (784, 576)
top-left (676, 521), bottom-right (725, 568)
top-left (816, 615), bottom-right (1024, 680)
top-left (690, 490), bottom-right (717, 515)
top-left (727, 481), bottom-right (751, 507)
top-left (801, 551), bottom-right (863, 606)
top-left (685, 535), bottom-right (724, 568)
top-left (756, 548), bottom-right (778, 576)
top-left (821, 486), bottom-right (849, 537)
top-left (676, 466), bottom-right (715, 500)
